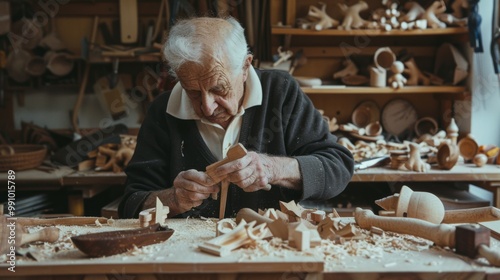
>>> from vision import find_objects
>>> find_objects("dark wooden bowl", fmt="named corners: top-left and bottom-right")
top-left (71, 223), bottom-right (174, 257)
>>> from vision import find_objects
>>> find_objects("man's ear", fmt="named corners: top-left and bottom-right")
top-left (242, 55), bottom-right (253, 81)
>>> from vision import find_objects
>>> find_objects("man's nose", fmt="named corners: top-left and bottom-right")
top-left (200, 92), bottom-right (217, 116)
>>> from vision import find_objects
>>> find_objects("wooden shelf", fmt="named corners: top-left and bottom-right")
top-left (272, 27), bottom-right (468, 36)
top-left (302, 86), bottom-right (467, 94)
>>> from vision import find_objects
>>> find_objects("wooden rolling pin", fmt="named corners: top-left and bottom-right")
top-left (17, 216), bottom-right (108, 227)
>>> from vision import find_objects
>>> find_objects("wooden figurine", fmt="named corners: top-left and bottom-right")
top-left (404, 57), bottom-right (430, 86)
top-left (333, 59), bottom-right (358, 79)
top-left (139, 197), bottom-right (169, 227)
top-left (273, 46), bottom-right (293, 68)
top-left (206, 143), bottom-right (254, 219)
top-left (375, 185), bottom-right (445, 224)
top-left (307, 3), bottom-right (339, 31)
top-left (338, 1), bottom-right (369, 30)
top-left (405, 142), bottom-right (430, 172)
top-left (369, 66), bottom-right (386, 87)
top-left (421, 0), bottom-right (447, 29)
top-left (446, 118), bottom-right (459, 145)
top-left (388, 61), bottom-right (407, 89)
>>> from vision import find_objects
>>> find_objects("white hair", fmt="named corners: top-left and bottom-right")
top-left (163, 17), bottom-right (249, 79)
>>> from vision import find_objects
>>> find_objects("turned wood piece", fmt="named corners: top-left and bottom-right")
top-left (333, 59), bottom-right (358, 79)
top-left (443, 206), bottom-right (500, 224)
top-left (139, 197), bottom-right (169, 227)
top-left (388, 61), bottom-right (407, 89)
top-left (446, 118), bottom-right (459, 145)
top-left (373, 47), bottom-right (395, 69)
top-left (375, 185), bottom-right (445, 224)
top-left (338, 1), bottom-right (369, 30)
top-left (414, 117), bottom-right (438, 137)
top-left (421, 0), bottom-right (447, 29)
top-left (405, 143), bottom-right (430, 172)
top-left (365, 121), bottom-right (382, 137)
top-left (369, 66), bottom-right (386, 87)
top-left (437, 142), bottom-right (459, 170)
top-left (307, 3), bottom-right (339, 31)
top-left (458, 134), bottom-right (479, 161)
top-left (354, 208), bottom-right (500, 266)
top-left (404, 57), bottom-right (430, 86)
top-left (474, 153), bottom-right (488, 167)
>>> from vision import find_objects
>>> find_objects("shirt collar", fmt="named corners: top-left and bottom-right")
top-left (166, 66), bottom-right (262, 120)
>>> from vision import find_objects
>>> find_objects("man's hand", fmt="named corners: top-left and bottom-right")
top-left (172, 169), bottom-right (220, 212)
top-left (211, 152), bottom-right (301, 192)
top-left (144, 169), bottom-right (219, 217)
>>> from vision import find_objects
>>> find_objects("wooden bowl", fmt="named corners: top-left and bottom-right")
top-left (71, 223), bottom-right (174, 257)
top-left (457, 134), bottom-right (478, 161)
top-left (437, 142), bottom-right (459, 170)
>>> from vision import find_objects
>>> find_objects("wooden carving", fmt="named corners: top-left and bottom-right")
top-left (421, 0), bottom-right (447, 29)
top-left (338, 1), bottom-right (369, 30)
top-left (404, 57), bottom-right (430, 86)
top-left (437, 141), bottom-right (459, 170)
top-left (404, 143), bottom-right (430, 172)
top-left (333, 59), bottom-right (358, 79)
top-left (388, 61), bottom-right (407, 89)
top-left (307, 3), bottom-right (339, 31)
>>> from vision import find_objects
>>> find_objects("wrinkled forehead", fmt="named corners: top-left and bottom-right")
top-left (176, 58), bottom-right (229, 86)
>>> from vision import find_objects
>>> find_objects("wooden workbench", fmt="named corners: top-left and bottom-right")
top-left (0, 218), bottom-right (499, 279)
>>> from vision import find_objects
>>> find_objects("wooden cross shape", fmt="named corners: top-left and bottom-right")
top-left (206, 143), bottom-right (247, 219)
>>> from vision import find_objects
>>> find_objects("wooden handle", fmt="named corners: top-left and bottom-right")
top-left (18, 217), bottom-right (108, 226)
top-left (478, 244), bottom-right (500, 266)
top-left (236, 208), bottom-right (273, 225)
top-left (218, 180), bottom-right (230, 220)
top-left (18, 227), bottom-right (60, 246)
top-left (443, 207), bottom-right (500, 224)
top-left (354, 208), bottom-right (456, 248)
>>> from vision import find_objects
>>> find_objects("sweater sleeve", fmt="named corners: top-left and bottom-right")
top-left (278, 73), bottom-right (354, 201)
top-left (118, 94), bottom-right (172, 218)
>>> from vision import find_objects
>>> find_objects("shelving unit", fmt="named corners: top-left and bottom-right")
top-left (270, 0), bottom-right (471, 132)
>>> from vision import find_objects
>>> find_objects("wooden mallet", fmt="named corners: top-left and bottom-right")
top-left (354, 208), bottom-right (500, 266)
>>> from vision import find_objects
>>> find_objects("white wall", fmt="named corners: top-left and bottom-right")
top-left (470, 0), bottom-right (500, 146)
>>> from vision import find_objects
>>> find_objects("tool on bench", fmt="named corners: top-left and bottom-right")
top-left (354, 208), bottom-right (500, 267)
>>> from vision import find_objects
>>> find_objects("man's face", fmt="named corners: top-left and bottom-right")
top-left (177, 57), bottom-right (249, 128)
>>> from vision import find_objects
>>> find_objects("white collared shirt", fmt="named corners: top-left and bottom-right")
top-left (166, 67), bottom-right (262, 160)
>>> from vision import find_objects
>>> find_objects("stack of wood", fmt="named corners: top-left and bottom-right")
top-left (78, 134), bottom-right (136, 173)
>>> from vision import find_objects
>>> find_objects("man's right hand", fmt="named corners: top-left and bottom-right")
top-left (172, 169), bottom-right (220, 212)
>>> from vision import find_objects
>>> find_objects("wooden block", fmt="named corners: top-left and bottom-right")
top-left (479, 221), bottom-right (500, 240)
top-left (206, 143), bottom-right (248, 183)
top-left (311, 210), bottom-right (326, 223)
top-left (199, 220), bottom-right (254, 257)
top-left (78, 159), bottom-right (96, 171)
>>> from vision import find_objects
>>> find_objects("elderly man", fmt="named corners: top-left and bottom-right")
top-left (118, 17), bottom-right (354, 219)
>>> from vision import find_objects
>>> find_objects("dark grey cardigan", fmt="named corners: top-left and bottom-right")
top-left (119, 69), bottom-right (354, 218)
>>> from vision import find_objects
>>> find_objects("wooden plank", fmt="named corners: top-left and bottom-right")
top-left (293, 47), bottom-right (437, 58)
top-left (285, 0), bottom-right (296, 26)
top-left (302, 86), bottom-right (467, 94)
top-left (272, 27), bottom-right (469, 37)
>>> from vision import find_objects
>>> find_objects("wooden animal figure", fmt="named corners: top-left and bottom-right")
top-left (307, 3), bottom-right (339, 31)
top-left (333, 59), bottom-right (358, 79)
top-left (388, 61), bottom-right (407, 89)
top-left (338, 1), bottom-right (369, 30)
top-left (403, 57), bottom-right (430, 86)
top-left (405, 142), bottom-right (430, 172)
top-left (421, 0), bottom-right (447, 29)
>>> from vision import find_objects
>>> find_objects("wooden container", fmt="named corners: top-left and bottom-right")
top-left (0, 145), bottom-right (47, 171)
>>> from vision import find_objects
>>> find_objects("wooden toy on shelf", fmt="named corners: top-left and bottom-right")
top-left (338, 1), bottom-right (369, 30)
top-left (473, 153), bottom-right (488, 167)
top-left (403, 57), bottom-right (430, 86)
top-left (446, 118), bottom-right (459, 145)
top-left (388, 61), bottom-right (407, 89)
top-left (421, 0), bottom-right (447, 29)
top-left (405, 142), bottom-right (430, 172)
top-left (333, 59), bottom-right (358, 79)
top-left (307, 2), bottom-right (339, 31)
top-left (458, 134), bottom-right (479, 162)
top-left (400, 1), bottom-right (425, 22)
top-left (437, 141), bottom-right (459, 170)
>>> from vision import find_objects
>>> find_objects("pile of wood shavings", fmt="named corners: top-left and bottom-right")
top-left (237, 226), bottom-right (433, 271)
